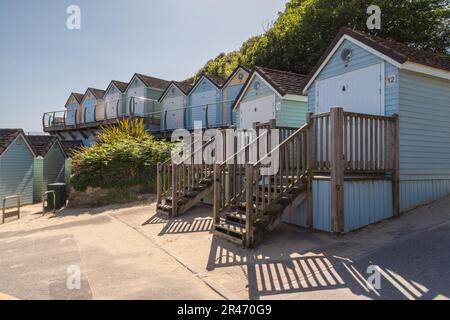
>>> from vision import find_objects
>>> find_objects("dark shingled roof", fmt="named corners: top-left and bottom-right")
top-left (254, 66), bottom-right (308, 96)
top-left (88, 88), bottom-right (106, 99)
top-left (205, 74), bottom-right (225, 87)
top-left (305, 27), bottom-right (450, 90)
top-left (159, 81), bottom-right (193, 102)
top-left (61, 140), bottom-right (84, 157)
top-left (27, 135), bottom-right (59, 157)
top-left (0, 129), bottom-right (25, 155)
top-left (173, 81), bottom-right (193, 95)
top-left (72, 93), bottom-right (84, 103)
top-left (111, 80), bottom-right (129, 93)
top-left (344, 28), bottom-right (450, 71)
top-left (135, 74), bottom-right (171, 91)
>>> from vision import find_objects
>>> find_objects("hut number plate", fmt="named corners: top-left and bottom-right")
top-left (385, 74), bottom-right (397, 86)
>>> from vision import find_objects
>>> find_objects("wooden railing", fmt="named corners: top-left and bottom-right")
top-left (213, 128), bottom-right (272, 221)
top-left (245, 124), bottom-right (311, 243)
top-left (157, 132), bottom-right (225, 217)
top-left (213, 108), bottom-right (399, 245)
top-left (311, 110), bottom-right (398, 174)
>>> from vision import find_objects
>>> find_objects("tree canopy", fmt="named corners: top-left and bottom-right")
top-left (190, 0), bottom-right (449, 82)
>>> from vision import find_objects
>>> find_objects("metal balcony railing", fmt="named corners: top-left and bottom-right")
top-left (43, 97), bottom-right (237, 133)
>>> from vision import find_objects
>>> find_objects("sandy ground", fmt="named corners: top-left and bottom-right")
top-left (1, 195), bottom-right (449, 300)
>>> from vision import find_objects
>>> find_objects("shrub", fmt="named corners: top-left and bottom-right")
top-left (71, 119), bottom-right (174, 193)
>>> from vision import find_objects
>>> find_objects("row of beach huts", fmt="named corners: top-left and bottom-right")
top-left (3, 28), bottom-right (450, 245)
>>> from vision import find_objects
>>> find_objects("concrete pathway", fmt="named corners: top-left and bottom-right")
top-left (0, 202), bottom-right (222, 300)
top-left (1, 194), bottom-right (449, 300)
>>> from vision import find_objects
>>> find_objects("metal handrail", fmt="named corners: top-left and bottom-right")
top-left (2, 195), bottom-right (21, 224)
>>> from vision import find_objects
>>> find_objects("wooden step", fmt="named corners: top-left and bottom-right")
top-left (157, 204), bottom-right (172, 216)
top-left (225, 211), bottom-right (247, 224)
top-left (213, 230), bottom-right (244, 246)
top-left (214, 221), bottom-right (246, 239)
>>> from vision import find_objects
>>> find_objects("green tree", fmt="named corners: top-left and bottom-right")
top-left (193, 0), bottom-right (449, 79)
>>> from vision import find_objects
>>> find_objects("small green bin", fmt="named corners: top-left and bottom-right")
top-left (47, 183), bottom-right (67, 210)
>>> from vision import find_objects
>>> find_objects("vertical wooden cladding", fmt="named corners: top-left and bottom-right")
top-left (311, 111), bottom-right (397, 174)
top-left (310, 108), bottom-right (398, 233)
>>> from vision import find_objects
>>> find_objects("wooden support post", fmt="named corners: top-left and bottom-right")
top-left (330, 107), bottom-right (345, 233)
top-left (306, 112), bottom-right (314, 228)
top-left (269, 119), bottom-right (277, 129)
top-left (156, 163), bottom-right (162, 205)
top-left (171, 163), bottom-right (178, 218)
top-left (245, 164), bottom-right (254, 248)
top-left (392, 114), bottom-right (400, 217)
top-left (213, 164), bottom-right (221, 225)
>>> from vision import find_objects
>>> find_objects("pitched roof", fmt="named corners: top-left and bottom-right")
top-left (111, 80), bottom-right (128, 93)
top-left (65, 93), bottom-right (84, 108)
top-left (173, 81), bottom-right (192, 95)
top-left (304, 27), bottom-right (450, 91)
top-left (72, 93), bottom-right (84, 103)
top-left (222, 65), bottom-right (251, 88)
top-left (88, 88), bottom-right (106, 99)
top-left (135, 73), bottom-right (171, 91)
top-left (61, 140), bottom-right (84, 157)
top-left (0, 129), bottom-right (25, 155)
top-left (205, 74), bottom-right (225, 87)
top-left (188, 74), bottom-right (224, 95)
top-left (158, 81), bottom-right (193, 102)
top-left (254, 66), bottom-right (308, 96)
top-left (343, 28), bottom-right (450, 71)
top-left (27, 135), bottom-right (60, 157)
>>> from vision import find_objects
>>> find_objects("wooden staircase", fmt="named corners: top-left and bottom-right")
top-left (215, 182), bottom-right (307, 246)
top-left (213, 124), bottom-right (310, 248)
top-left (157, 136), bottom-right (217, 218)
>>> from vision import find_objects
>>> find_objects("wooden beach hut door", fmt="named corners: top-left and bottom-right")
top-left (316, 63), bottom-right (384, 116)
top-left (163, 96), bottom-right (184, 130)
top-left (240, 94), bottom-right (276, 129)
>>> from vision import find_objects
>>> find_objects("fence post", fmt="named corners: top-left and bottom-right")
top-left (213, 164), bottom-right (221, 225)
top-left (392, 114), bottom-right (400, 217)
top-left (330, 107), bottom-right (345, 233)
top-left (245, 163), bottom-right (254, 248)
top-left (306, 112), bottom-right (314, 228)
top-left (156, 163), bottom-right (162, 205)
top-left (171, 163), bottom-right (177, 218)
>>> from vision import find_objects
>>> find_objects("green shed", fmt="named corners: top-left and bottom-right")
top-left (28, 135), bottom-right (67, 203)
top-left (232, 66), bottom-right (308, 129)
top-left (60, 140), bottom-right (84, 191)
top-left (0, 129), bottom-right (36, 208)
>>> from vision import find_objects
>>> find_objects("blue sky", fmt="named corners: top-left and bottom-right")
top-left (0, 0), bottom-right (288, 132)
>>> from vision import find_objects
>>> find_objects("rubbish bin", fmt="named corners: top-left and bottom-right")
top-left (47, 183), bottom-right (67, 210)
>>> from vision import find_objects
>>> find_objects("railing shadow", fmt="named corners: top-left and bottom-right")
top-left (143, 206), bottom-right (214, 236)
top-left (206, 235), bottom-right (444, 300)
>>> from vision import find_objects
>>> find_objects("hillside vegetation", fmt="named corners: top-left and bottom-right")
top-left (190, 0), bottom-right (449, 82)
